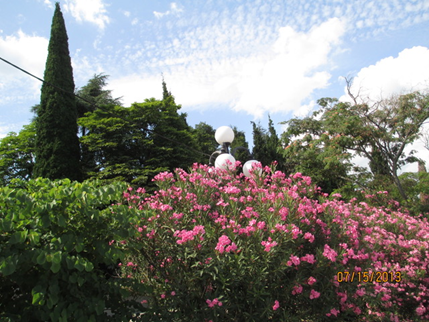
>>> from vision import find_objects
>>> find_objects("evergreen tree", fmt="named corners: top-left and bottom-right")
top-left (251, 116), bottom-right (284, 170)
top-left (33, 3), bottom-right (82, 181)
top-left (230, 126), bottom-right (250, 164)
top-left (191, 122), bottom-right (217, 165)
top-left (76, 74), bottom-right (122, 179)
top-left (76, 73), bottom-right (122, 121)
top-left (149, 81), bottom-right (198, 172)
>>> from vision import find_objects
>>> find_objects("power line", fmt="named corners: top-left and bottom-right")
top-left (0, 56), bottom-right (96, 107)
top-left (0, 55), bottom-right (212, 158)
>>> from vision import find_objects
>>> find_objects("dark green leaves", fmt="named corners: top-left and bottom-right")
top-left (0, 178), bottom-right (145, 321)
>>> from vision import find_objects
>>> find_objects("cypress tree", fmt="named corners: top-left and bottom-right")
top-left (33, 2), bottom-right (82, 181)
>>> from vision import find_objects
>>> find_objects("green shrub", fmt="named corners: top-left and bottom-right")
top-left (0, 178), bottom-right (147, 321)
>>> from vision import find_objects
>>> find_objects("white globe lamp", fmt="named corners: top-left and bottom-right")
top-left (243, 160), bottom-right (262, 177)
top-left (215, 153), bottom-right (236, 170)
top-left (215, 126), bottom-right (235, 145)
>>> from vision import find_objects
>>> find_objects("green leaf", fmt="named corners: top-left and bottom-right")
top-left (32, 292), bottom-right (44, 305)
top-left (52, 251), bottom-right (62, 264)
top-left (58, 215), bottom-right (66, 227)
top-left (77, 276), bottom-right (85, 286)
top-left (66, 256), bottom-right (75, 269)
top-left (69, 273), bottom-right (77, 284)
top-left (1, 219), bottom-right (14, 231)
top-left (74, 258), bottom-right (85, 271)
top-left (84, 261), bottom-right (94, 272)
top-left (61, 234), bottom-right (74, 251)
top-left (1, 256), bottom-right (18, 276)
top-left (37, 251), bottom-right (47, 265)
top-left (28, 231), bottom-right (40, 245)
top-left (47, 292), bottom-right (59, 308)
top-left (51, 261), bottom-right (61, 273)
top-left (9, 230), bottom-right (28, 244)
top-left (32, 286), bottom-right (45, 305)
top-left (75, 241), bottom-right (84, 253)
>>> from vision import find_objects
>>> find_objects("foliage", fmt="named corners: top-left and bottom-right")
top-left (149, 91), bottom-right (199, 179)
top-left (281, 91), bottom-right (429, 203)
top-left (230, 126), bottom-right (251, 164)
top-left (33, 3), bottom-right (82, 181)
top-left (191, 122), bottom-right (218, 165)
top-left (78, 95), bottom-right (199, 191)
top-left (252, 116), bottom-right (285, 172)
top-left (0, 178), bottom-right (146, 321)
top-left (76, 73), bottom-right (123, 118)
top-left (122, 164), bottom-right (429, 321)
top-left (0, 122), bottom-right (36, 186)
top-left (281, 111), bottom-right (354, 194)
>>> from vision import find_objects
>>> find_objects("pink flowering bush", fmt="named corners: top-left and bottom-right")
top-left (122, 163), bottom-right (429, 321)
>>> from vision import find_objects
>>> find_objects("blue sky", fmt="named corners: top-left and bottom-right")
top-left (1, 0), bottom-right (429, 172)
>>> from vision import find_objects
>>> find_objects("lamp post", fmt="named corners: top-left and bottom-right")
top-left (209, 126), bottom-right (261, 177)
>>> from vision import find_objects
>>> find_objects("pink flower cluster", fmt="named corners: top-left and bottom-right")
top-left (215, 235), bottom-right (237, 254)
top-left (261, 237), bottom-right (278, 252)
top-left (121, 162), bottom-right (429, 321)
top-left (206, 298), bottom-right (222, 308)
top-left (322, 244), bottom-right (338, 262)
top-left (174, 225), bottom-right (205, 244)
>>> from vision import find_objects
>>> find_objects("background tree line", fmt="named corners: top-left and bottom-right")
top-left (1, 4), bottom-right (429, 214)
top-left (2, 73), bottom-right (429, 212)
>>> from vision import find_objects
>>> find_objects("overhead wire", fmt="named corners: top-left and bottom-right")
top-left (0, 55), bottom-right (213, 159)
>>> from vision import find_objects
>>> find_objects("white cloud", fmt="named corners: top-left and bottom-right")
top-left (45, 0), bottom-right (53, 8)
top-left (0, 30), bottom-right (48, 96)
top-left (232, 18), bottom-right (345, 118)
top-left (38, 0), bottom-right (53, 8)
top-left (154, 2), bottom-right (184, 19)
top-left (0, 125), bottom-right (12, 139)
top-left (64, 0), bottom-right (110, 30)
top-left (108, 18), bottom-right (345, 119)
top-left (109, 74), bottom-right (163, 106)
top-left (341, 46), bottom-right (429, 103)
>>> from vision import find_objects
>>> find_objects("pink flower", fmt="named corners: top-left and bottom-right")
top-left (309, 289), bottom-right (320, 299)
top-left (288, 255), bottom-right (300, 266)
top-left (225, 242), bottom-right (238, 253)
top-left (416, 305), bottom-right (426, 316)
top-left (323, 244), bottom-right (337, 262)
top-left (273, 300), bottom-right (280, 311)
top-left (356, 288), bottom-right (365, 297)
top-left (304, 232), bottom-right (315, 243)
top-left (171, 291), bottom-right (176, 296)
top-left (261, 237), bottom-right (278, 252)
top-left (329, 308), bottom-right (340, 317)
top-left (216, 235), bottom-right (235, 253)
top-left (353, 307), bottom-right (361, 314)
top-left (292, 284), bottom-right (303, 295)
top-left (301, 254), bottom-right (316, 264)
top-left (307, 276), bottom-right (316, 285)
top-left (206, 298), bottom-right (222, 308)
top-left (279, 207), bottom-right (288, 220)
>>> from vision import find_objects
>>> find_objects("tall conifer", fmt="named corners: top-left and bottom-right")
top-left (34, 2), bottom-right (82, 181)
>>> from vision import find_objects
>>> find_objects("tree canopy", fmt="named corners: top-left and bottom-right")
top-left (281, 88), bottom-right (429, 202)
